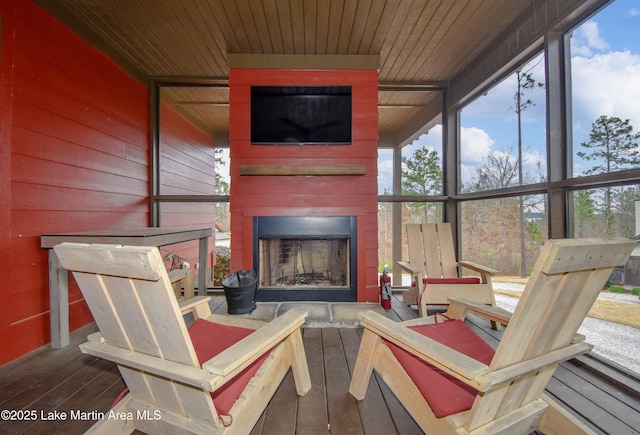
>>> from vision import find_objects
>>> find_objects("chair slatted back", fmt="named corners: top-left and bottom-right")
top-left (422, 222), bottom-right (458, 278)
top-left (406, 224), bottom-right (427, 275)
top-left (54, 243), bottom-right (219, 426)
top-left (466, 238), bottom-right (635, 430)
top-left (407, 223), bottom-right (458, 278)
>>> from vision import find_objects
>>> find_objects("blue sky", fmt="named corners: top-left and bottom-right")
top-left (378, 0), bottom-right (640, 193)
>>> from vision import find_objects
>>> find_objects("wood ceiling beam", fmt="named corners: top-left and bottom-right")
top-left (228, 54), bottom-right (380, 70)
top-left (378, 82), bottom-right (449, 91)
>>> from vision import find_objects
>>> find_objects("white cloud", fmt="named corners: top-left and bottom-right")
top-left (459, 127), bottom-right (494, 187)
top-left (460, 127), bottom-right (494, 165)
top-left (377, 155), bottom-right (394, 193)
top-left (402, 125), bottom-right (443, 157)
top-left (582, 21), bottom-right (609, 50)
top-left (571, 50), bottom-right (640, 140)
top-left (523, 149), bottom-right (546, 180)
top-left (629, 8), bottom-right (640, 17)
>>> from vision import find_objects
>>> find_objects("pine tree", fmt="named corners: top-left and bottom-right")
top-left (573, 190), bottom-right (596, 238)
top-left (577, 115), bottom-right (640, 174)
top-left (401, 146), bottom-right (443, 222)
top-left (577, 116), bottom-right (640, 236)
top-left (513, 66), bottom-right (544, 277)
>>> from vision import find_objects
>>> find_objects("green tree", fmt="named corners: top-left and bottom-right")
top-left (614, 186), bottom-right (640, 238)
top-left (577, 116), bottom-right (640, 174)
top-left (524, 219), bottom-right (544, 271)
top-left (214, 148), bottom-right (231, 233)
top-left (401, 146), bottom-right (443, 221)
top-left (214, 149), bottom-right (230, 195)
top-left (577, 116), bottom-right (640, 236)
top-left (573, 190), bottom-right (597, 238)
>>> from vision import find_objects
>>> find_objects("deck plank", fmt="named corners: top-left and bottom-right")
top-left (260, 371), bottom-right (299, 433)
top-left (296, 328), bottom-right (330, 434)
top-left (551, 363), bottom-right (640, 432)
top-left (322, 328), bottom-right (364, 434)
top-left (574, 353), bottom-right (640, 401)
top-left (0, 323), bottom-right (98, 400)
top-left (55, 376), bottom-right (128, 434)
top-left (19, 358), bottom-right (119, 434)
top-left (545, 376), bottom-right (630, 434)
top-left (387, 293), bottom-right (418, 321)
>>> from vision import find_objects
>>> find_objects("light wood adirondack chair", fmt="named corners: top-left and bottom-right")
top-left (53, 242), bottom-right (311, 435)
top-left (351, 238), bottom-right (635, 435)
top-left (398, 223), bottom-right (498, 318)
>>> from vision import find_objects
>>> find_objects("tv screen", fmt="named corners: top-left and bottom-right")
top-left (251, 86), bottom-right (352, 145)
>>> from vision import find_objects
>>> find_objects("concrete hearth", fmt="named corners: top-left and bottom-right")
top-left (224, 301), bottom-right (385, 328)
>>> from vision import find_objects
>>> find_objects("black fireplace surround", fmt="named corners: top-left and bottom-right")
top-left (253, 216), bottom-right (357, 302)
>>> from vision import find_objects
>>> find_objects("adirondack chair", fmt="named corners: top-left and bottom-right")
top-left (398, 223), bottom-right (498, 319)
top-left (53, 242), bottom-right (311, 434)
top-left (351, 238), bottom-right (635, 435)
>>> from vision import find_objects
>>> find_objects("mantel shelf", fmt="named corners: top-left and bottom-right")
top-left (239, 164), bottom-right (367, 176)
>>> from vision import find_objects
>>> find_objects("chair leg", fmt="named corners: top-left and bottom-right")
top-left (183, 269), bottom-right (195, 300)
top-left (349, 330), bottom-right (381, 400)
top-left (486, 281), bottom-right (500, 330)
top-left (88, 395), bottom-right (135, 434)
top-left (417, 288), bottom-right (429, 317)
top-left (287, 329), bottom-right (311, 396)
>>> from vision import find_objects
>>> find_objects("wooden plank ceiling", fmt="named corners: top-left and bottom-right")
top-left (37, 0), bottom-right (534, 147)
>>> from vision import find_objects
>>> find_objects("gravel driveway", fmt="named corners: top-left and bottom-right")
top-left (493, 282), bottom-right (640, 374)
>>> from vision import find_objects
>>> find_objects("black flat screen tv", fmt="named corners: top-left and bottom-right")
top-left (251, 86), bottom-right (352, 145)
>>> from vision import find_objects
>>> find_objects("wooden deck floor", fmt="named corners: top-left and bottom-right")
top-left (1, 294), bottom-right (639, 434)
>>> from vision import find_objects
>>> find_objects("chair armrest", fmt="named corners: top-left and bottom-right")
top-left (179, 296), bottom-right (212, 318)
top-left (446, 297), bottom-right (512, 325)
top-left (202, 313), bottom-right (266, 330)
top-left (457, 261), bottom-right (499, 275)
top-left (202, 309), bottom-right (307, 377)
top-left (484, 341), bottom-right (593, 387)
top-left (397, 261), bottom-right (421, 275)
top-left (358, 311), bottom-right (491, 391)
top-left (79, 339), bottom-right (219, 391)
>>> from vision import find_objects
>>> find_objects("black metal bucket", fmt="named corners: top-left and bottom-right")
top-left (221, 270), bottom-right (257, 314)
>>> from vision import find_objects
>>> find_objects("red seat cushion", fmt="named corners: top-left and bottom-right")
top-left (188, 319), bottom-right (271, 416)
top-left (423, 277), bottom-right (481, 285)
top-left (383, 320), bottom-right (495, 418)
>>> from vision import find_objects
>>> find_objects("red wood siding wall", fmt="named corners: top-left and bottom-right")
top-left (228, 69), bottom-right (379, 302)
top-left (0, 0), bottom-right (216, 364)
top-left (0, 0), bottom-right (149, 365)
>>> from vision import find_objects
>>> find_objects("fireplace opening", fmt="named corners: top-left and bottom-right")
top-left (253, 216), bottom-right (356, 301)
top-left (259, 238), bottom-right (350, 288)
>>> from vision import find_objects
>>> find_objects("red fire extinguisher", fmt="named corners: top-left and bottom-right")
top-left (380, 265), bottom-right (392, 310)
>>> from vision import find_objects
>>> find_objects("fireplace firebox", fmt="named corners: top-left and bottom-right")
top-left (253, 216), bottom-right (357, 301)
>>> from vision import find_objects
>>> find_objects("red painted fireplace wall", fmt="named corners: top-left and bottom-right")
top-left (229, 68), bottom-right (379, 302)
